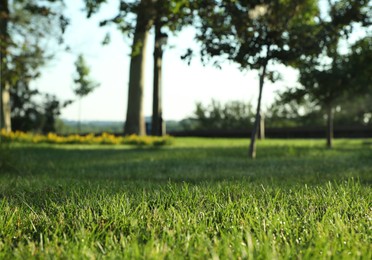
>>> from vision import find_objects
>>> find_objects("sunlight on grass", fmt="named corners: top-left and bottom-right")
top-left (0, 138), bottom-right (371, 259)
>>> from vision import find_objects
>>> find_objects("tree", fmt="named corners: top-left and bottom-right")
top-left (0, 0), bottom-right (12, 133)
top-left (85, 0), bottom-right (196, 136)
top-left (8, 43), bottom-right (46, 132)
top-left (73, 54), bottom-right (100, 133)
top-left (10, 78), bottom-right (43, 132)
top-left (123, 0), bottom-right (154, 136)
top-left (151, 20), bottom-right (167, 136)
top-left (266, 95), bottom-right (324, 128)
top-left (279, 0), bottom-right (371, 148)
top-left (10, 80), bottom-right (72, 133)
top-left (281, 36), bottom-right (372, 147)
top-left (41, 94), bottom-right (72, 134)
top-left (344, 36), bottom-right (372, 97)
top-left (0, 0), bottom-right (68, 132)
top-left (85, 0), bottom-right (154, 136)
top-left (196, 0), bottom-right (322, 158)
top-left (192, 100), bottom-right (255, 131)
top-left (151, 0), bottom-right (196, 136)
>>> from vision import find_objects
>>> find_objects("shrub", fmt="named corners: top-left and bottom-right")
top-left (0, 129), bottom-right (174, 146)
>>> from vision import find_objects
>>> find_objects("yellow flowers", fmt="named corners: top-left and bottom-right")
top-left (0, 129), bottom-right (173, 146)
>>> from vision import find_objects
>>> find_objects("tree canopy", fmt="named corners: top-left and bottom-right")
top-left (195, 0), bottom-right (323, 158)
top-left (277, 0), bottom-right (371, 148)
top-left (83, 0), bottom-right (197, 136)
top-left (73, 55), bottom-right (100, 98)
top-left (0, 0), bottom-right (68, 132)
top-left (1, 0), bottom-right (371, 154)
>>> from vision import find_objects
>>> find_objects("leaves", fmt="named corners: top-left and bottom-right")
top-left (73, 54), bottom-right (100, 98)
top-left (1, 0), bottom-right (69, 96)
top-left (84, 0), bottom-right (196, 40)
top-left (196, 0), bottom-right (321, 70)
top-left (84, 0), bottom-right (108, 18)
top-left (192, 100), bottom-right (255, 130)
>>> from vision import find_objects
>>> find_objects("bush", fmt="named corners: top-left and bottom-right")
top-left (0, 129), bottom-right (174, 146)
top-left (192, 100), bottom-right (255, 130)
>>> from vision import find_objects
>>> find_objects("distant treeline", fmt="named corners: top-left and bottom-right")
top-left (56, 120), bottom-right (124, 135)
top-left (169, 126), bottom-right (372, 139)
top-left (54, 97), bottom-right (372, 137)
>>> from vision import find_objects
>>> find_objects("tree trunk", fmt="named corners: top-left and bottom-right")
top-left (124, 0), bottom-right (153, 136)
top-left (248, 64), bottom-right (267, 159)
top-left (151, 19), bottom-right (165, 136)
top-left (326, 105), bottom-right (334, 149)
top-left (258, 112), bottom-right (265, 140)
top-left (1, 83), bottom-right (11, 132)
top-left (77, 97), bottom-right (81, 134)
top-left (0, 0), bottom-right (11, 132)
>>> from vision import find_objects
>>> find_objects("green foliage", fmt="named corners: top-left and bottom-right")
top-left (0, 130), bottom-right (173, 146)
top-left (335, 94), bottom-right (372, 126)
top-left (268, 91), bottom-right (372, 127)
top-left (10, 84), bottom-right (71, 133)
top-left (2, 0), bottom-right (68, 84)
top-left (84, 0), bottom-right (109, 18)
top-left (0, 139), bottom-right (371, 258)
top-left (328, 0), bottom-right (371, 29)
top-left (55, 120), bottom-right (124, 135)
top-left (93, 0), bottom-right (195, 34)
top-left (195, 0), bottom-right (324, 158)
top-left (282, 0), bottom-right (371, 108)
top-left (266, 97), bottom-right (324, 127)
top-left (344, 36), bottom-right (372, 95)
top-left (153, 0), bottom-right (196, 32)
top-left (189, 96), bottom-right (372, 129)
top-left (73, 54), bottom-right (100, 98)
top-left (1, 0), bottom-right (68, 131)
top-left (41, 94), bottom-right (72, 134)
top-left (280, 35), bottom-right (372, 123)
top-left (10, 81), bottom-right (43, 131)
top-left (192, 100), bottom-right (255, 130)
top-left (196, 0), bottom-right (321, 69)
top-left (72, 54), bottom-right (99, 133)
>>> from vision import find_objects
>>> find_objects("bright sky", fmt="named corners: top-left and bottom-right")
top-left (34, 0), bottom-right (299, 122)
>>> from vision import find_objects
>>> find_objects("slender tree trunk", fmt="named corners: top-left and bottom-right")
top-left (0, 0), bottom-right (11, 132)
top-left (258, 112), bottom-right (265, 140)
top-left (1, 83), bottom-right (11, 132)
top-left (0, 63), bottom-right (3, 133)
top-left (151, 19), bottom-right (165, 136)
top-left (124, 0), bottom-right (153, 136)
top-left (249, 64), bottom-right (267, 159)
top-left (326, 105), bottom-right (334, 149)
top-left (77, 97), bottom-right (81, 134)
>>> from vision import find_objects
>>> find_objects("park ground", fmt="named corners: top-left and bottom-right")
top-left (0, 138), bottom-right (371, 259)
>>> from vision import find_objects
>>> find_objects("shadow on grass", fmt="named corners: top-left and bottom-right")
top-left (1, 142), bottom-right (371, 210)
top-left (3, 143), bottom-right (372, 184)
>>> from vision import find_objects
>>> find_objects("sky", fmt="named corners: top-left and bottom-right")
top-left (34, 0), bottom-right (302, 122)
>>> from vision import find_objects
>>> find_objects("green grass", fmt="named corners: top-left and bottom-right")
top-left (0, 138), bottom-right (371, 259)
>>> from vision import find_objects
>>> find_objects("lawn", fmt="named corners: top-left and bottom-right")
top-left (0, 138), bottom-right (371, 259)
